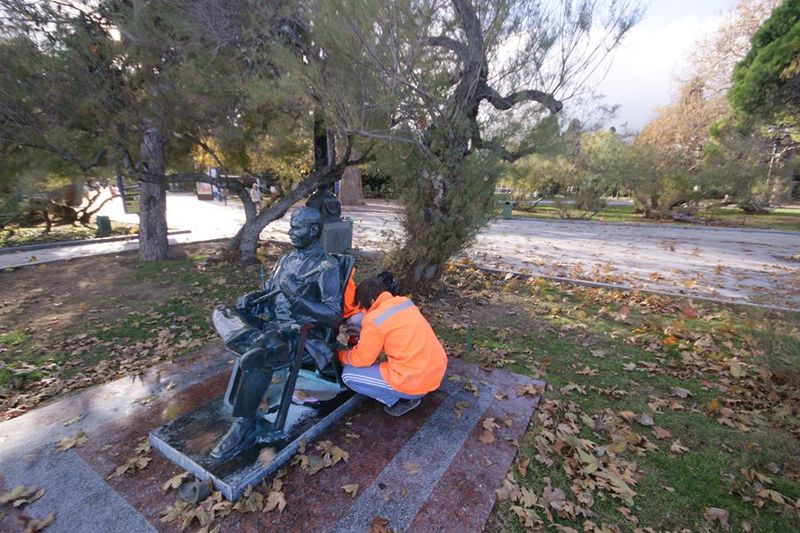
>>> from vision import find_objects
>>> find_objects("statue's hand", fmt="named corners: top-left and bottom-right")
top-left (279, 274), bottom-right (302, 300)
top-left (236, 290), bottom-right (265, 311)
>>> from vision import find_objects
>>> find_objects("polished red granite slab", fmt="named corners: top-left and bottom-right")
top-left (1, 342), bottom-right (543, 533)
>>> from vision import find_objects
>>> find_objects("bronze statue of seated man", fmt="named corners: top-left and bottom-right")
top-left (209, 207), bottom-right (345, 460)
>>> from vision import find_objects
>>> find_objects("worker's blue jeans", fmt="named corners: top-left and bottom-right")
top-left (341, 363), bottom-right (425, 406)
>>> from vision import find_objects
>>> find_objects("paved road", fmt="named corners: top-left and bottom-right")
top-left (2, 192), bottom-right (799, 308)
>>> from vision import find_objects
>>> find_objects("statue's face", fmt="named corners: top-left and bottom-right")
top-left (288, 213), bottom-right (319, 249)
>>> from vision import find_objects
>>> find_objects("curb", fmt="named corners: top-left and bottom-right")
top-left (0, 229), bottom-right (192, 255)
top-left (461, 264), bottom-right (799, 314)
top-left (501, 213), bottom-right (800, 237)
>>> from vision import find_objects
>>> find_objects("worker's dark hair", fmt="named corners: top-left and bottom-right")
top-left (355, 277), bottom-right (388, 310)
top-left (376, 270), bottom-right (398, 295)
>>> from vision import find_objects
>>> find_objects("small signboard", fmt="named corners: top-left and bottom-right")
top-left (196, 181), bottom-right (213, 200)
top-left (116, 173), bottom-right (141, 214)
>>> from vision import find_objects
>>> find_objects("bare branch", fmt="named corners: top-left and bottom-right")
top-left (480, 86), bottom-right (563, 114)
top-left (424, 35), bottom-right (467, 59)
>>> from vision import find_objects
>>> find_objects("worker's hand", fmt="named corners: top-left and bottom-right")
top-left (279, 274), bottom-right (303, 300)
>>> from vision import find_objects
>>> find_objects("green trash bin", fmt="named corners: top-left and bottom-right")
top-left (502, 201), bottom-right (513, 220)
top-left (96, 215), bottom-right (112, 237)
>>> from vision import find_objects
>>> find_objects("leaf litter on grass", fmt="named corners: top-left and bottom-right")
top-left (437, 265), bottom-right (800, 531)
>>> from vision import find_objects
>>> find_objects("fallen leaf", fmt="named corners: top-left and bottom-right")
top-left (757, 488), bottom-right (786, 505)
top-left (670, 440), bottom-right (690, 454)
top-left (24, 512), bottom-right (55, 532)
top-left (510, 505), bottom-right (542, 528)
top-left (634, 413), bottom-right (655, 427)
top-left (482, 417), bottom-right (500, 432)
top-left (63, 414), bottom-right (85, 426)
top-left (517, 457), bottom-right (530, 477)
top-left (495, 472), bottom-right (522, 501)
top-left (618, 410), bottom-right (636, 422)
top-left (160, 500), bottom-right (188, 523)
top-left (258, 447), bottom-right (277, 466)
top-left (480, 431), bottom-right (496, 444)
top-left (707, 398), bottom-right (720, 415)
top-left (263, 490), bottom-right (286, 513)
top-left (56, 430), bottom-right (88, 451)
top-left (304, 453), bottom-right (331, 476)
top-left (0, 486), bottom-right (44, 508)
top-left (515, 383), bottom-right (543, 396)
top-left (651, 426), bottom-right (672, 440)
top-left (543, 485), bottom-right (566, 508)
top-left (671, 386), bottom-right (693, 399)
top-left (704, 507), bottom-right (730, 531)
top-left (369, 516), bottom-right (392, 533)
top-left (403, 461), bottom-right (421, 475)
top-left (162, 472), bottom-right (190, 492)
top-left (329, 445), bottom-right (350, 466)
top-left (341, 483), bottom-right (359, 498)
top-left (618, 506), bottom-right (639, 525)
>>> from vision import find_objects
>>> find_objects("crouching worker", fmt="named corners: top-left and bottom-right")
top-left (338, 277), bottom-right (448, 416)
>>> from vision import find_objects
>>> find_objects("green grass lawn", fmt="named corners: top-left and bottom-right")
top-left (430, 266), bottom-right (800, 532)
top-left (1, 244), bottom-right (797, 530)
top-left (0, 221), bottom-right (138, 248)
top-left (505, 203), bottom-right (800, 231)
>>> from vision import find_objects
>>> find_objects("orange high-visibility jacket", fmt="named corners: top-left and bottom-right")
top-left (342, 267), bottom-right (361, 319)
top-left (339, 292), bottom-right (447, 395)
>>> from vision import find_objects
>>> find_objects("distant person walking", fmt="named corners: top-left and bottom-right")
top-left (250, 182), bottom-right (263, 214)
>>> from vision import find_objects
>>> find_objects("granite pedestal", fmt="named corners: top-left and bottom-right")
top-left (149, 369), bottom-right (363, 501)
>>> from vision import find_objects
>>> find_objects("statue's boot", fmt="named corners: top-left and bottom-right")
top-left (210, 417), bottom-right (258, 460)
top-left (212, 363), bottom-right (273, 461)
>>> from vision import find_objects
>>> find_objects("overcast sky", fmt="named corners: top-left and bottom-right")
top-left (595, 0), bottom-right (740, 131)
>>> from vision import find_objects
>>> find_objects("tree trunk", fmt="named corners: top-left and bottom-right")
top-left (339, 146), bottom-right (364, 205)
top-left (226, 188), bottom-right (261, 263)
top-left (138, 125), bottom-right (169, 261)
top-left (225, 146), bottom-right (354, 264)
top-left (395, 164), bottom-right (494, 290)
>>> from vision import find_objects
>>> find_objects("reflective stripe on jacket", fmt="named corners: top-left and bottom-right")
top-left (339, 291), bottom-right (447, 395)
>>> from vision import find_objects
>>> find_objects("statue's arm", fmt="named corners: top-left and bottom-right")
top-left (237, 255), bottom-right (286, 312)
top-left (265, 254), bottom-right (288, 292)
top-left (291, 266), bottom-right (342, 326)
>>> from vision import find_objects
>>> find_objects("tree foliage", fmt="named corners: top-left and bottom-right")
top-left (729, 0), bottom-right (800, 125)
top-left (308, 0), bottom-right (643, 286)
top-left (0, 0), bottom-right (366, 262)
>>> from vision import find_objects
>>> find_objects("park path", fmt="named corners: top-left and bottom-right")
top-left (2, 192), bottom-right (799, 309)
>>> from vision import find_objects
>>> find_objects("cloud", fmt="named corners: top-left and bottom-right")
top-left (594, 11), bottom-right (727, 131)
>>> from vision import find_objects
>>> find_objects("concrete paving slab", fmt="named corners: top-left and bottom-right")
top-left (0, 343), bottom-right (542, 532)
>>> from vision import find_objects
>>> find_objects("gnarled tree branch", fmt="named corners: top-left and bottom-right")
top-left (424, 35), bottom-right (467, 59)
top-left (479, 85), bottom-right (563, 114)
